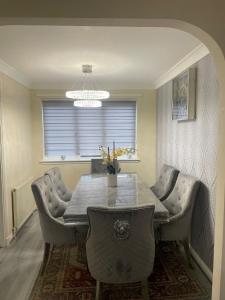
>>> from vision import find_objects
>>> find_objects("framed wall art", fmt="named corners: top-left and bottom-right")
top-left (172, 68), bottom-right (196, 121)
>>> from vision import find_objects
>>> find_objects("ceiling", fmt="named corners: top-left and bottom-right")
top-left (0, 26), bottom-right (203, 89)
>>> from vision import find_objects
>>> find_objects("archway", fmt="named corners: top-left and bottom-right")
top-left (0, 18), bottom-right (224, 300)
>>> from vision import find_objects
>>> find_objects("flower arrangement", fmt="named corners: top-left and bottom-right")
top-left (99, 142), bottom-right (135, 175)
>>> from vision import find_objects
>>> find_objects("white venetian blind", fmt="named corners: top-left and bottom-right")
top-left (43, 100), bottom-right (136, 159)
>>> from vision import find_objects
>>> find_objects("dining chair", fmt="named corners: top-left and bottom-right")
top-left (86, 205), bottom-right (155, 300)
top-left (45, 167), bottom-right (72, 202)
top-left (31, 175), bottom-right (88, 274)
top-left (91, 159), bottom-right (107, 174)
top-left (159, 173), bottom-right (200, 266)
top-left (151, 164), bottom-right (179, 201)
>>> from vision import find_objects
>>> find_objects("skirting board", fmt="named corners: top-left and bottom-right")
top-left (190, 246), bottom-right (212, 281)
top-left (5, 232), bottom-right (14, 246)
top-left (6, 209), bottom-right (36, 246)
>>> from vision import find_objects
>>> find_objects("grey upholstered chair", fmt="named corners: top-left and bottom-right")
top-left (86, 205), bottom-right (155, 300)
top-left (159, 173), bottom-right (200, 266)
top-left (45, 167), bottom-right (72, 202)
top-left (91, 159), bottom-right (107, 174)
top-left (151, 164), bottom-right (179, 201)
top-left (31, 175), bottom-right (88, 274)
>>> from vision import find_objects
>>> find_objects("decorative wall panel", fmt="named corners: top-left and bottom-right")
top-left (156, 54), bottom-right (218, 270)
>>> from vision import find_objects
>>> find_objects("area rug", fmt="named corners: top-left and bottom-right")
top-left (30, 242), bottom-right (211, 300)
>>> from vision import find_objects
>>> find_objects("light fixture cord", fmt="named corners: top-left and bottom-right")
top-left (82, 72), bottom-right (87, 90)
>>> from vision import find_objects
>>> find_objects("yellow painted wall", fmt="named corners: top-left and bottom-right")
top-left (0, 73), bottom-right (33, 241)
top-left (31, 90), bottom-right (156, 189)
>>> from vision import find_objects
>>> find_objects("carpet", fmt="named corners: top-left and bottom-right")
top-left (30, 242), bottom-right (211, 300)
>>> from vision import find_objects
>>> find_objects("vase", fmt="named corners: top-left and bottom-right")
top-left (107, 174), bottom-right (117, 187)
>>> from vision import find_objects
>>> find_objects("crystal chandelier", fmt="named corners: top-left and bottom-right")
top-left (65, 64), bottom-right (110, 107)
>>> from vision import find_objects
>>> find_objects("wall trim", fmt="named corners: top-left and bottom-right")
top-left (153, 43), bottom-right (209, 89)
top-left (5, 232), bottom-right (13, 246)
top-left (5, 209), bottom-right (37, 246)
top-left (190, 246), bottom-right (212, 281)
top-left (0, 58), bottom-right (31, 88)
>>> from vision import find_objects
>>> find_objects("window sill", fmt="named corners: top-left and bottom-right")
top-left (40, 157), bottom-right (140, 164)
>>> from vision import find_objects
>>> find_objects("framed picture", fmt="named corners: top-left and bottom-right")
top-left (172, 68), bottom-right (196, 121)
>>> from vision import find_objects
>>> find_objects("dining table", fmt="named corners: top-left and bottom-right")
top-left (63, 173), bottom-right (169, 224)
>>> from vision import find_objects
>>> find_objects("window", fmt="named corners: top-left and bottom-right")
top-left (43, 100), bottom-right (136, 160)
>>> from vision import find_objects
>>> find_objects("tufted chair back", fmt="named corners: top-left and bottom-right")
top-left (151, 164), bottom-right (179, 201)
top-left (31, 176), bottom-right (76, 245)
top-left (45, 167), bottom-right (72, 202)
top-left (91, 159), bottom-right (107, 174)
top-left (86, 205), bottom-right (155, 284)
top-left (160, 173), bottom-right (200, 241)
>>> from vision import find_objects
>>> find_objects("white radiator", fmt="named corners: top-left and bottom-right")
top-left (12, 177), bottom-right (36, 235)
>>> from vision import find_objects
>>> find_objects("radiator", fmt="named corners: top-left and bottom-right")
top-left (12, 177), bottom-right (36, 235)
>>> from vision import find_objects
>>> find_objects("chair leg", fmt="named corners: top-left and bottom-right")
top-left (95, 281), bottom-right (101, 300)
top-left (141, 279), bottom-right (150, 300)
top-left (182, 239), bottom-right (194, 269)
top-left (41, 242), bottom-right (51, 275)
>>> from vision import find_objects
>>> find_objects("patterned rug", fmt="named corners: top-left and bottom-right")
top-left (30, 242), bottom-right (211, 300)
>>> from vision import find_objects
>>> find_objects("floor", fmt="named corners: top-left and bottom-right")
top-left (0, 211), bottom-right (43, 300)
top-left (0, 211), bottom-right (212, 300)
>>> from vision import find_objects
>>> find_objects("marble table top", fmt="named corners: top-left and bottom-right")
top-left (63, 173), bottom-right (169, 223)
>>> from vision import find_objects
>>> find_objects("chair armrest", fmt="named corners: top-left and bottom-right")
top-left (49, 215), bottom-right (88, 228)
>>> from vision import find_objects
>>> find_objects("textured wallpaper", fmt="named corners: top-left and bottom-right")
top-left (156, 54), bottom-right (218, 270)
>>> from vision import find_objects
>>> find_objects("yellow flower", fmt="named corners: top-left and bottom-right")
top-left (100, 146), bottom-right (135, 162)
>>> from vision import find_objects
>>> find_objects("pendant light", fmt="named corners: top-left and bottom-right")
top-left (65, 64), bottom-right (110, 107)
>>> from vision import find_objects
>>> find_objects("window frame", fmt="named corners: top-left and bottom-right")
top-left (41, 98), bottom-right (139, 162)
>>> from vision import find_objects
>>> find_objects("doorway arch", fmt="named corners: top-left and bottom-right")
top-left (0, 17), bottom-right (224, 300)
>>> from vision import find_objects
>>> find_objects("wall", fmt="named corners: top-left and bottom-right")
top-left (31, 90), bottom-right (156, 189)
top-left (0, 73), bottom-right (33, 243)
top-left (156, 54), bottom-right (218, 270)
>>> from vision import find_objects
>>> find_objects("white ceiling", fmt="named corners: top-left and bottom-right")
top-left (0, 26), bottom-right (203, 89)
